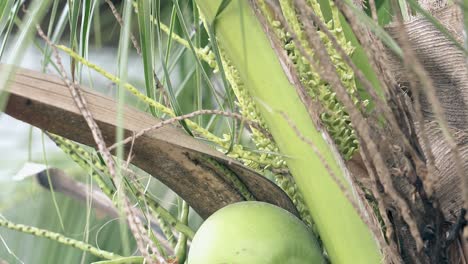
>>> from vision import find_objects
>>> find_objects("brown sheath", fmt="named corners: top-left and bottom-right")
top-left (2, 65), bottom-right (298, 219)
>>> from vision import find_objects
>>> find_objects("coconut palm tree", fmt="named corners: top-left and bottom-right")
top-left (0, 0), bottom-right (466, 263)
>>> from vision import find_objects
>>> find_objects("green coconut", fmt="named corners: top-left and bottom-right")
top-left (188, 201), bottom-right (324, 264)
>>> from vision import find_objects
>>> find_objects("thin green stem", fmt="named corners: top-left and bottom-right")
top-left (41, 132), bottom-right (66, 231)
top-left (48, 134), bottom-right (196, 239)
top-left (174, 200), bottom-right (189, 263)
top-left (92, 256), bottom-right (143, 264)
top-left (0, 218), bottom-right (121, 261)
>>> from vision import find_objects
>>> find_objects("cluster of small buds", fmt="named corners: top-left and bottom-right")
top-left (221, 55), bottom-right (287, 170)
top-left (220, 133), bottom-right (279, 169)
top-left (200, 45), bottom-right (217, 69)
top-left (219, 48), bottom-right (313, 227)
top-left (251, 129), bottom-right (287, 169)
top-left (269, 2), bottom-right (366, 161)
top-left (276, 173), bottom-right (315, 229)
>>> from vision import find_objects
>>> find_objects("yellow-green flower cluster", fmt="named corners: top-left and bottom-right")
top-left (221, 52), bottom-right (314, 228)
top-left (264, 0), bottom-right (367, 160)
top-left (221, 54), bottom-right (284, 168)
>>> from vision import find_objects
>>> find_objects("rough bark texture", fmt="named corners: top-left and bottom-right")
top-left (418, 0), bottom-right (449, 12)
top-left (385, 4), bottom-right (468, 263)
top-left (386, 4), bottom-right (466, 225)
top-left (387, 6), bottom-right (467, 131)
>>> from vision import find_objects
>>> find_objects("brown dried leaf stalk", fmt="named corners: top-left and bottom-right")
top-left (104, 0), bottom-right (141, 54)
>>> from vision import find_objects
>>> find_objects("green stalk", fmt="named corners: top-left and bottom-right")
top-left (0, 218), bottom-right (121, 261)
top-left (116, 0), bottom-right (133, 256)
top-left (194, 1), bottom-right (381, 263)
top-left (174, 200), bottom-right (189, 263)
